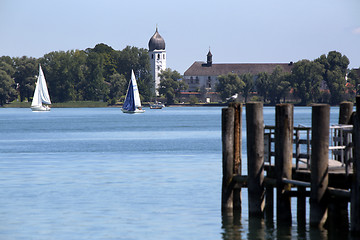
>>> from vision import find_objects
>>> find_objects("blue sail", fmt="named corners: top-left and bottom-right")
top-left (122, 79), bottom-right (136, 111)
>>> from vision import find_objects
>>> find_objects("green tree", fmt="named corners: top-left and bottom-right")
top-left (13, 56), bottom-right (37, 102)
top-left (158, 68), bottom-right (187, 104)
top-left (189, 95), bottom-right (199, 105)
top-left (68, 50), bottom-right (88, 101)
top-left (41, 51), bottom-right (78, 102)
top-left (0, 69), bottom-right (17, 105)
top-left (108, 73), bottom-right (127, 103)
top-left (117, 46), bottom-right (153, 101)
top-left (82, 52), bottom-right (107, 101)
top-left (347, 68), bottom-right (360, 98)
top-left (254, 67), bottom-right (290, 104)
top-left (0, 56), bottom-right (15, 76)
top-left (87, 43), bottom-right (119, 83)
top-left (315, 51), bottom-right (349, 105)
top-left (240, 73), bottom-right (254, 102)
top-left (216, 72), bottom-right (245, 102)
top-left (256, 72), bottom-right (270, 102)
top-left (291, 60), bottom-right (324, 105)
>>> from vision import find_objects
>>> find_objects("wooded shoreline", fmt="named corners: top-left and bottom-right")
top-left (3, 101), bottom-right (355, 108)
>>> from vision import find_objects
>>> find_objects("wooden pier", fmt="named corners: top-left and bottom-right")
top-left (221, 96), bottom-right (360, 234)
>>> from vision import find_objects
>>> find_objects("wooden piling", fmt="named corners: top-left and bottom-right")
top-left (329, 101), bottom-right (353, 231)
top-left (339, 101), bottom-right (354, 124)
top-left (222, 107), bottom-right (235, 210)
top-left (275, 104), bottom-right (293, 224)
top-left (297, 186), bottom-right (307, 228)
top-left (246, 102), bottom-right (265, 217)
top-left (229, 102), bottom-right (242, 210)
top-left (310, 104), bottom-right (330, 228)
top-left (351, 96), bottom-right (360, 233)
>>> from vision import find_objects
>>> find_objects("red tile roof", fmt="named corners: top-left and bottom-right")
top-left (184, 61), bottom-right (293, 76)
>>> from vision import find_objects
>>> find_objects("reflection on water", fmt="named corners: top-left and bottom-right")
top-left (221, 200), bottom-right (356, 240)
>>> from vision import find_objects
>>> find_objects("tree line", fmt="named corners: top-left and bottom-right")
top-left (0, 43), bottom-right (155, 106)
top-left (216, 51), bottom-right (360, 105)
top-left (0, 47), bottom-right (359, 107)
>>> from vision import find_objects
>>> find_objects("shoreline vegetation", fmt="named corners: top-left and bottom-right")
top-left (2, 101), bottom-right (347, 108)
top-left (2, 101), bottom-right (227, 108)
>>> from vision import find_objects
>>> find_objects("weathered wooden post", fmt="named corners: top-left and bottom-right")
top-left (275, 104), bottom-right (293, 224)
top-left (297, 186), bottom-right (307, 229)
top-left (222, 107), bottom-right (235, 210)
top-left (339, 101), bottom-right (354, 125)
top-left (310, 104), bottom-right (330, 228)
top-left (351, 96), bottom-right (360, 233)
top-left (229, 102), bottom-right (242, 210)
top-left (246, 102), bottom-right (265, 217)
top-left (328, 101), bottom-right (353, 230)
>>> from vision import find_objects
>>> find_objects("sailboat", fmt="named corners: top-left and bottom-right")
top-left (31, 64), bottom-right (51, 111)
top-left (121, 70), bottom-right (145, 113)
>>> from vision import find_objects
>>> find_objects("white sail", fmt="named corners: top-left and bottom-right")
top-left (131, 70), bottom-right (141, 107)
top-left (121, 69), bottom-right (145, 113)
top-left (31, 77), bottom-right (41, 107)
top-left (31, 65), bottom-right (51, 111)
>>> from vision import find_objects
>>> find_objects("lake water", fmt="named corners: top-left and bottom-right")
top-left (0, 106), bottom-right (349, 240)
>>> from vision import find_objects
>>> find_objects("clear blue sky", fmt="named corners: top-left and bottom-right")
top-left (1, 0), bottom-right (359, 74)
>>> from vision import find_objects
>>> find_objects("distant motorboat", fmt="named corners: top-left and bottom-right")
top-left (31, 65), bottom-right (51, 111)
top-left (150, 101), bottom-right (165, 109)
top-left (121, 70), bottom-right (145, 114)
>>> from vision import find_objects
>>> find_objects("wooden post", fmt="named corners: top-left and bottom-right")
top-left (339, 101), bottom-right (354, 124)
top-left (246, 102), bottom-right (265, 217)
top-left (229, 102), bottom-right (242, 210)
top-left (310, 104), bottom-right (330, 228)
top-left (351, 96), bottom-right (360, 233)
top-left (222, 107), bottom-right (235, 210)
top-left (329, 101), bottom-right (353, 231)
top-left (275, 104), bottom-right (293, 224)
top-left (297, 186), bottom-right (307, 229)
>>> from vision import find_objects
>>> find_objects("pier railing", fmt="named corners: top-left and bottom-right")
top-left (265, 125), bottom-right (311, 170)
top-left (265, 124), bottom-right (354, 174)
top-left (330, 124), bottom-right (353, 175)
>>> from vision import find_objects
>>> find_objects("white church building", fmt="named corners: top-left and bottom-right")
top-left (148, 27), bottom-right (166, 95)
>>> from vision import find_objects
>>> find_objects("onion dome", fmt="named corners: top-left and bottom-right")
top-left (148, 27), bottom-right (165, 51)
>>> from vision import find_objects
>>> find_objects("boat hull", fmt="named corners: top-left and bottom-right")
top-left (150, 102), bottom-right (165, 109)
top-left (150, 104), bottom-right (164, 109)
top-left (31, 105), bottom-right (51, 111)
top-left (150, 106), bottom-right (163, 109)
top-left (121, 108), bottom-right (145, 114)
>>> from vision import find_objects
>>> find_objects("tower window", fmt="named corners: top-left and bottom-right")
top-left (157, 54), bottom-right (160, 59)
top-left (163, 54), bottom-right (165, 59)
top-left (152, 54), bottom-right (154, 59)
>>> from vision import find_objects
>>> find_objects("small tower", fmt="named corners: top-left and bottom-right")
top-left (148, 27), bottom-right (166, 96)
top-left (207, 48), bottom-right (212, 67)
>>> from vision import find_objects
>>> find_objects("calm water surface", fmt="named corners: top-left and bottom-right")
top-left (0, 106), bottom-right (348, 239)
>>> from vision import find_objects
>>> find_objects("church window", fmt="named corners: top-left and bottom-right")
top-left (163, 54), bottom-right (165, 59)
top-left (157, 54), bottom-right (160, 59)
top-left (152, 54), bottom-right (154, 59)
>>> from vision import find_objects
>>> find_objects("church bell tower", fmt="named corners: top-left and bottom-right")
top-left (148, 27), bottom-right (166, 96)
